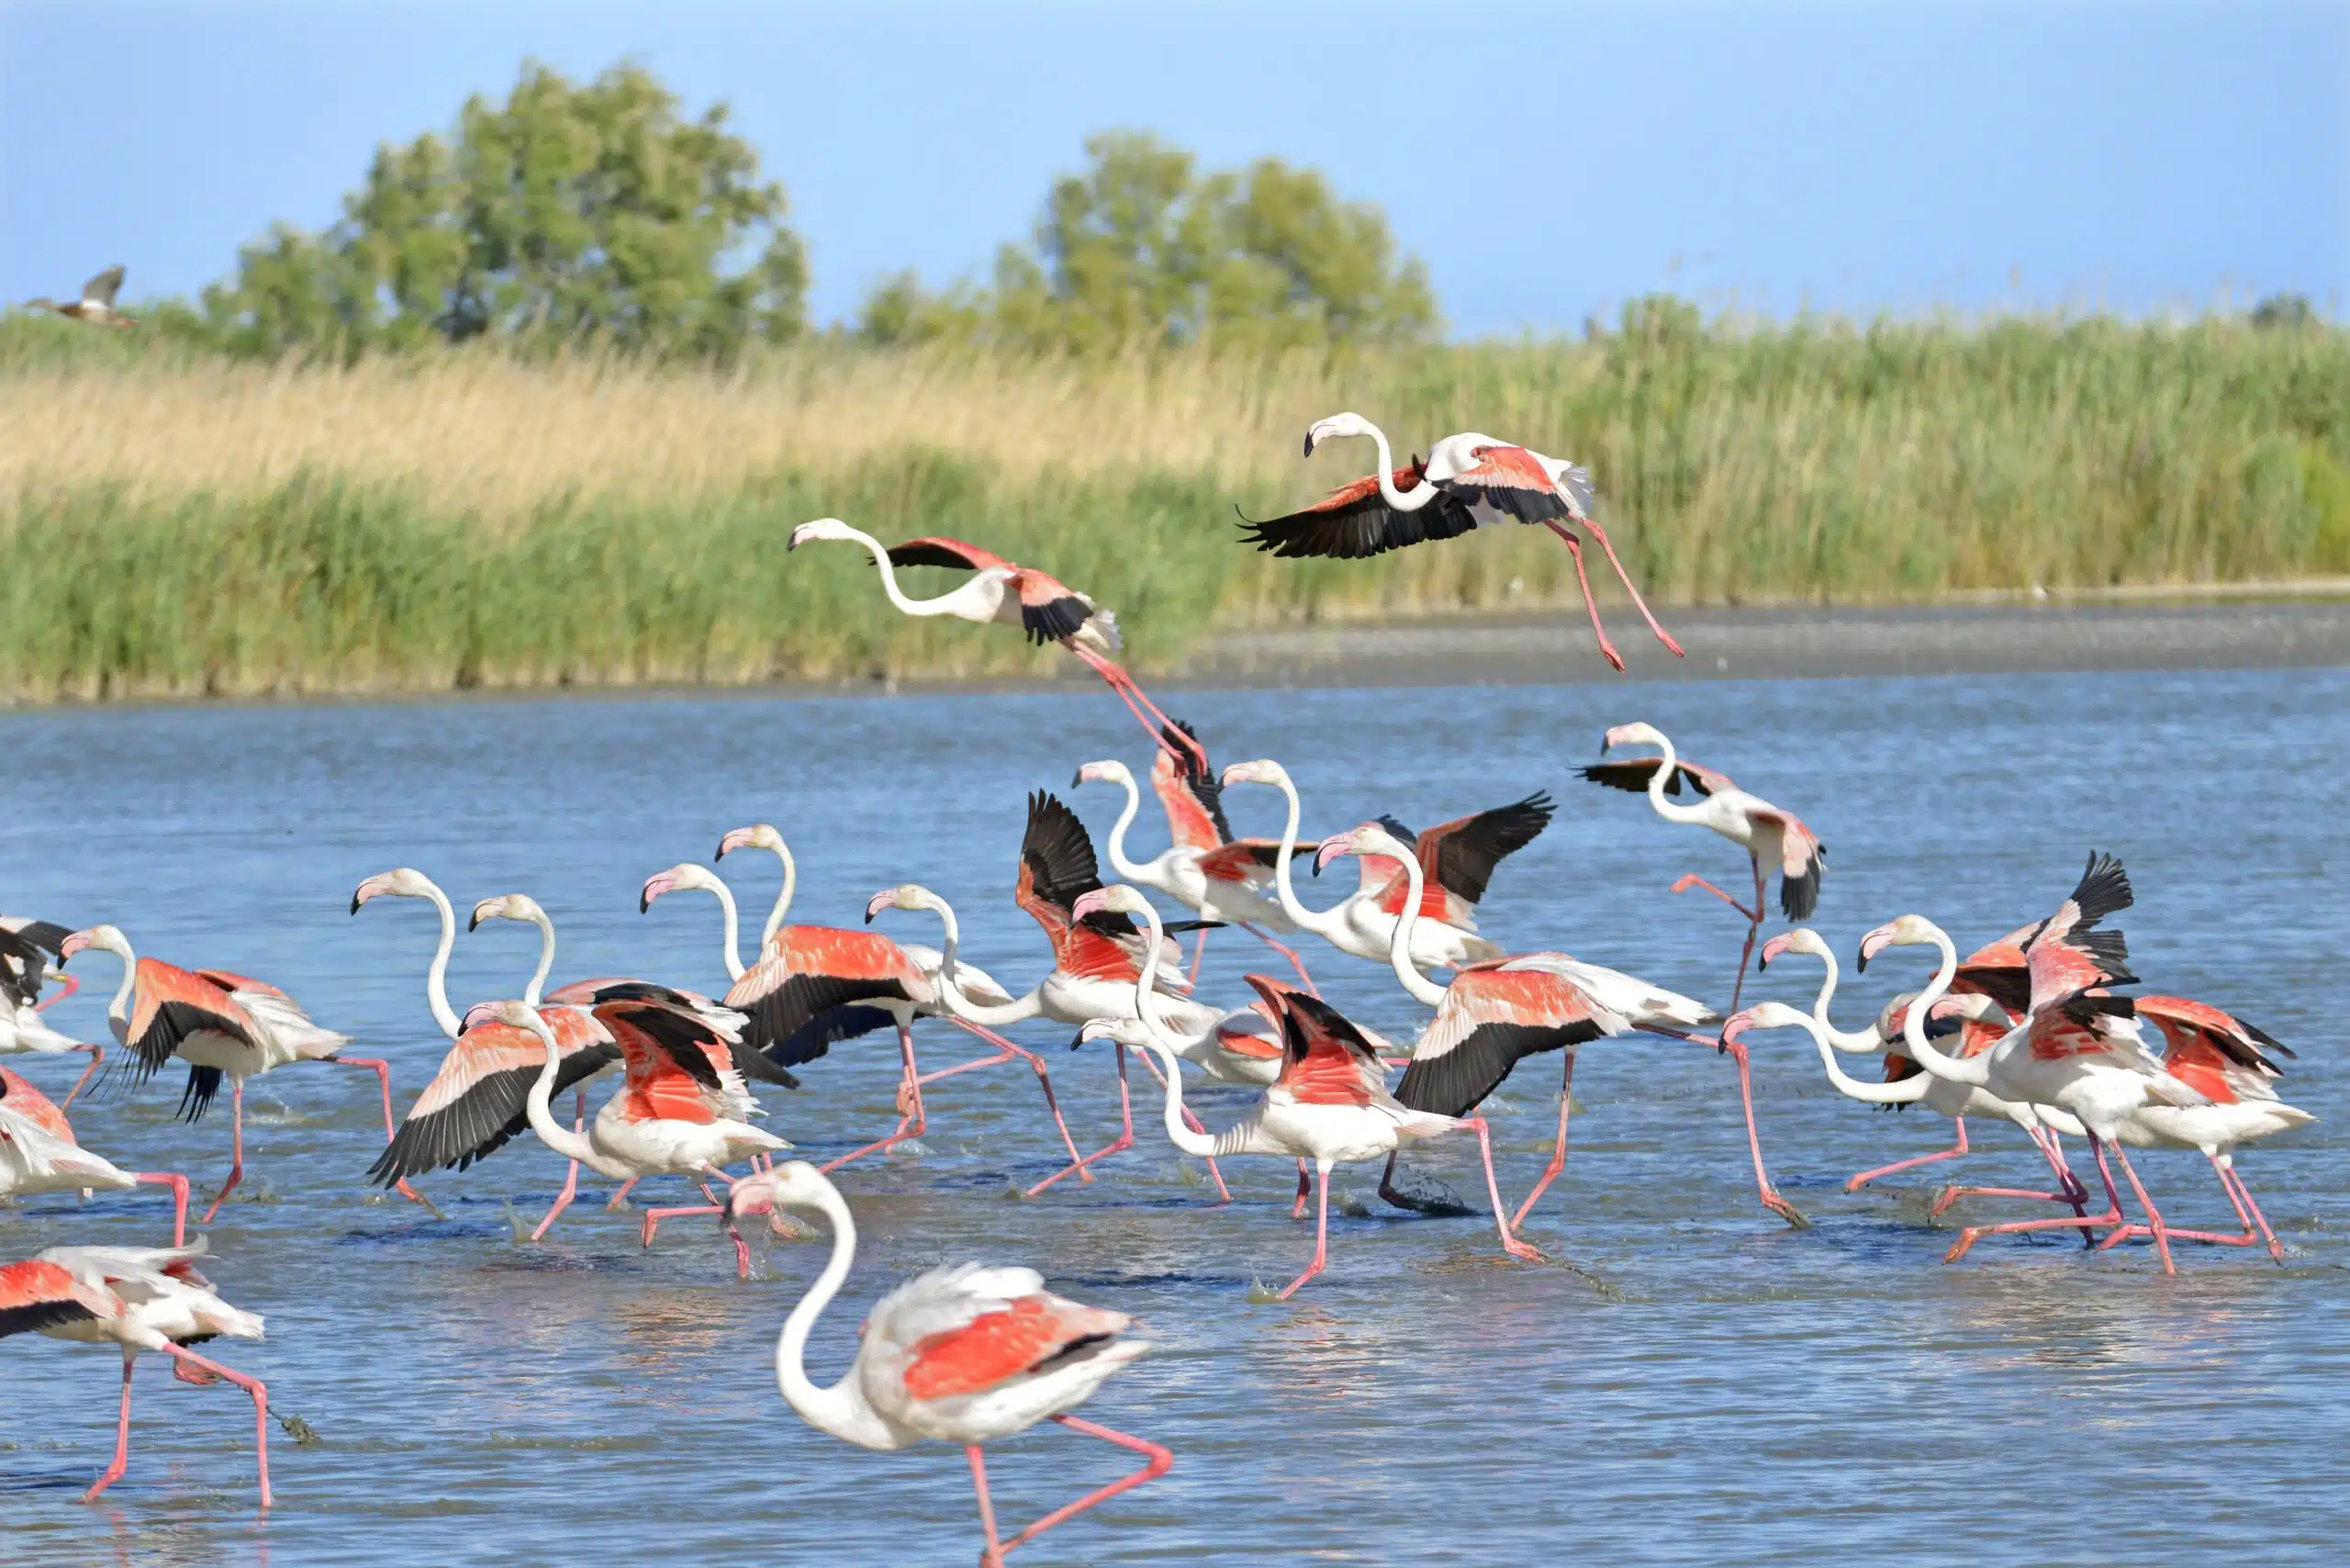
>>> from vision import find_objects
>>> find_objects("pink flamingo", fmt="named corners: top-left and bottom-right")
top-left (728, 1160), bottom-right (1169, 1568)
top-left (0, 1240), bottom-right (270, 1506)
top-left (1, 916), bottom-right (104, 1106)
top-left (58, 924), bottom-right (401, 1222)
top-left (1583, 722), bottom-right (1826, 1018)
top-left (0, 1065), bottom-right (188, 1244)
top-left (789, 519), bottom-right (1201, 767)
top-left (1311, 822), bottom-right (1740, 1228)
top-left (1238, 411), bottom-right (1681, 671)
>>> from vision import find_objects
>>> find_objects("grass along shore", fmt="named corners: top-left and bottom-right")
top-left (3, 312), bottom-right (2344, 702)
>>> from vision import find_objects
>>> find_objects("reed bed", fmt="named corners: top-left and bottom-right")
top-left (3, 314), bottom-right (2344, 702)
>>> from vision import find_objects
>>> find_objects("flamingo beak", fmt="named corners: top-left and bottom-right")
top-left (57, 931), bottom-right (91, 965)
top-left (640, 873), bottom-right (675, 913)
top-left (863, 890), bottom-right (894, 925)
top-left (1069, 889), bottom-right (1109, 923)
top-left (1856, 924), bottom-right (1894, 970)
top-left (1313, 837), bottom-right (1353, 875)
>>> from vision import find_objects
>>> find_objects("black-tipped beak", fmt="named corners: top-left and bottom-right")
top-left (863, 907), bottom-right (878, 925)
top-left (712, 841), bottom-right (727, 864)
top-left (1756, 953), bottom-right (1770, 971)
top-left (348, 894), bottom-right (362, 916)
top-left (1301, 432), bottom-right (1315, 457)
top-left (467, 911), bottom-right (485, 932)
top-left (638, 890), bottom-right (652, 914)
top-left (1068, 1029), bottom-right (1087, 1052)
top-left (1855, 951), bottom-right (1870, 973)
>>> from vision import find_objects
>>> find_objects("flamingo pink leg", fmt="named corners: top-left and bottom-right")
top-left (532, 1088), bottom-right (593, 1237)
top-left (2105, 1139), bottom-right (2176, 1273)
top-left (84, 1355), bottom-right (137, 1504)
top-left (134, 1172), bottom-right (189, 1247)
top-left (1024, 1042), bottom-right (1136, 1198)
top-left (1291, 1160), bottom-right (1311, 1219)
top-left (1237, 922), bottom-right (1318, 995)
top-left (1459, 1116), bottom-right (1545, 1261)
top-left (1575, 514), bottom-right (1684, 657)
top-left (1275, 1164), bottom-right (1333, 1298)
top-left (2096, 1153), bottom-right (2257, 1259)
top-left (1848, 1117), bottom-right (1972, 1191)
top-left (819, 1021), bottom-right (929, 1174)
top-left (37, 973), bottom-right (80, 1010)
top-left (1930, 1126), bottom-right (2091, 1220)
top-left (907, 1019), bottom-right (1091, 1178)
top-left (1539, 521), bottom-right (1626, 672)
top-left (1188, 925), bottom-right (1210, 985)
top-left (198, 1081), bottom-right (246, 1224)
top-left (1715, 1035), bottom-right (1809, 1228)
top-left (1670, 864), bottom-right (1768, 1015)
top-left (1509, 1049), bottom-right (1580, 1230)
top-left (2226, 1163), bottom-right (2287, 1261)
top-left (606, 1176), bottom-right (643, 1210)
top-left (330, 1054), bottom-right (434, 1213)
top-left (158, 1343), bottom-right (271, 1509)
top-left (61, 1043), bottom-right (104, 1109)
top-left (1069, 645), bottom-right (1195, 762)
top-left (641, 1170), bottom-right (751, 1278)
top-left (1943, 1135), bottom-right (2132, 1261)
top-left (967, 1416), bottom-right (1172, 1568)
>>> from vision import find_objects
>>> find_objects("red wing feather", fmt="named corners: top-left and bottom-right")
top-left (902, 1295), bottom-right (1106, 1401)
top-left (886, 536), bottom-right (1012, 573)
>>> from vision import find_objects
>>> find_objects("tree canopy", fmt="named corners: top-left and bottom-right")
top-left (203, 62), bottom-right (806, 359)
top-left (863, 130), bottom-right (1438, 353)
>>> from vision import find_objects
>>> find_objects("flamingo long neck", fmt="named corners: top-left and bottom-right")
top-left (1796, 1013), bottom-right (1927, 1105)
top-left (1798, 946), bottom-right (1880, 1054)
top-left (1381, 849), bottom-right (1452, 1009)
top-left (701, 879), bottom-right (746, 982)
top-left (1132, 903), bottom-right (1171, 1040)
top-left (1136, 1037), bottom-right (1237, 1159)
top-left (922, 894), bottom-right (1042, 1026)
top-left (1101, 771), bottom-right (1155, 885)
top-left (420, 883), bottom-right (461, 1040)
top-left (1639, 732), bottom-right (1707, 825)
top-left (1265, 770), bottom-right (1343, 940)
top-left (521, 1018), bottom-right (609, 1171)
top-left (762, 844), bottom-right (797, 947)
top-left (522, 910), bottom-right (555, 1009)
top-left (835, 525), bottom-right (957, 620)
top-left (100, 937), bottom-right (137, 1035)
top-left (1358, 421), bottom-right (1438, 513)
top-left (775, 1180), bottom-right (901, 1450)
top-left (1895, 926), bottom-right (1982, 1086)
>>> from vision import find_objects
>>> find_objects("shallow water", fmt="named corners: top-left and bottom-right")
top-left (3, 666), bottom-right (2346, 1566)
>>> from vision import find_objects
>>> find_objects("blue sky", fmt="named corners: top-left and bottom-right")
top-left (3, 2), bottom-right (2343, 336)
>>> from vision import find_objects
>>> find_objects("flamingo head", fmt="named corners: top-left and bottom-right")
top-left (864, 884), bottom-right (938, 924)
top-left (351, 867), bottom-right (438, 915)
top-left (55, 924), bottom-right (129, 967)
top-left (469, 893), bottom-right (547, 933)
top-left (722, 1159), bottom-right (832, 1235)
top-left (1758, 928), bottom-right (1830, 971)
top-left (716, 823), bottom-right (785, 863)
top-left (788, 518), bottom-right (859, 552)
top-left (1218, 757), bottom-right (1287, 790)
top-left (1857, 914), bottom-right (1938, 970)
top-left (466, 997), bottom-right (549, 1036)
top-left (1599, 721), bottom-right (1666, 756)
top-left (1071, 758), bottom-right (1131, 790)
top-left (1314, 822), bottom-right (1415, 877)
top-left (1078, 1016), bottom-right (1145, 1048)
top-left (1303, 411), bottom-right (1375, 457)
top-left (1720, 1002), bottom-right (1811, 1047)
top-left (642, 863), bottom-right (724, 913)
top-left (1069, 884), bottom-right (1152, 925)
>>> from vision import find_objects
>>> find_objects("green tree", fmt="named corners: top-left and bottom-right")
top-left (859, 130), bottom-right (1438, 353)
top-left (206, 62), bottom-right (806, 359)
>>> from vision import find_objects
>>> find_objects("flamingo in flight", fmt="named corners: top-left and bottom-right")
top-left (1751, 928), bottom-right (2093, 1212)
top-left (1, 1065), bottom-right (189, 1244)
top-left (22, 264), bottom-right (136, 328)
top-left (1220, 757), bottom-right (1550, 974)
top-left (0, 1239), bottom-right (271, 1506)
top-left (355, 877), bottom-right (621, 1232)
top-left (1583, 722), bottom-right (1826, 1014)
top-left (57, 924), bottom-right (403, 1223)
top-left (651, 825), bottom-right (1087, 1178)
top-left (869, 791), bottom-right (1225, 1198)
top-left (0, 915), bottom-right (105, 1107)
top-left (726, 1161), bottom-right (1169, 1567)
top-left (1311, 822), bottom-right (1741, 1228)
top-left (788, 518), bottom-right (1202, 769)
top-left (1237, 411), bottom-right (1681, 671)
top-left (1859, 855), bottom-right (2203, 1272)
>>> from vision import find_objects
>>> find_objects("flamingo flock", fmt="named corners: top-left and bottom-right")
top-left (2, 409), bottom-right (2317, 1562)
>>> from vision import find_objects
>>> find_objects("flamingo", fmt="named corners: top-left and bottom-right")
top-left (357, 884), bottom-right (621, 1233)
top-left (1858, 857), bottom-right (2205, 1273)
top-left (1218, 758), bottom-right (1545, 973)
top-left (0, 1065), bottom-right (188, 1244)
top-left (1309, 822), bottom-right (1742, 1228)
top-left (1237, 411), bottom-right (1681, 671)
top-left (1753, 928), bottom-right (2093, 1210)
top-left (1090, 942), bottom-right (1540, 1298)
top-left (788, 519), bottom-right (1200, 767)
top-left (0, 1239), bottom-right (269, 1506)
top-left (867, 791), bottom-right (1222, 1197)
top-left (465, 997), bottom-right (783, 1277)
top-left (21, 264), bottom-right (135, 328)
top-left (0, 916), bottom-right (104, 1107)
top-left (724, 1161), bottom-right (1169, 1567)
top-left (57, 924), bottom-right (399, 1223)
top-left (1583, 722), bottom-right (1826, 1014)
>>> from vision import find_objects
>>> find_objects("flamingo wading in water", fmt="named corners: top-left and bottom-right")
top-left (726, 1160), bottom-right (1170, 1568)
top-left (0, 1066), bottom-right (189, 1244)
top-left (1237, 411), bottom-right (1681, 671)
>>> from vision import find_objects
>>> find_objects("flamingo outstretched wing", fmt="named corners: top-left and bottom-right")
top-left (1393, 961), bottom-right (1629, 1119)
top-left (365, 1008), bottom-right (620, 1184)
top-left (1237, 463), bottom-right (1477, 560)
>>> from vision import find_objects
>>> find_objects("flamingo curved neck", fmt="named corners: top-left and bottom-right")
top-left (1380, 850), bottom-right (1452, 1009)
top-left (1264, 770), bottom-right (1344, 941)
top-left (701, 879), bottom-right (746, 982)
top-left (1099, 770), bottom-right (1158, 887)
top-left (1357, 421), bottom-right (1438, 513)
top-left (1896, 926), bottom-right (1981, 1086)
top-left (521, 911), bottom-right (555, 1010)
top-left (1796, 946), bottom-right (1880, 1054)
top-left (760, 844), bottom-right (797, 947)
top-left (1136, 1037), bottom-right (1227, 1159)
top-left (776, 1180), bottom-right (900, 1450)
top-left (1796, 1012), bottom-right (1927, 1104)
top-left (1638, 732), bottom-right (1707, 825)
top-left (921, 894), bottom-right (1042, 1026)
top-left (420, 883), bottom-right (461, 1040)
top-left (521, 1020), bottom-right (615, 1173)
top-left (1132, 903), bottom-right (1172, 1042)
top-left (833, 525), bottom-right (958, 621)
top-left (99, 938), bottom-right (137, 1035)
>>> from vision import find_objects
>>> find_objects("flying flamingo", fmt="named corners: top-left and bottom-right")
top-left (1309, 822), bottom-right (1740, 1228)
top-left (1858, 857), bottom-right (2204, 1272)
top-left (22, 264), bottom-right (136, 328)
top-left (725, 1161), bottom-right (1169, 1567)
top-left (57, 924), bottom-right (400, 1222)
top-left (788, 518), bottom-right (1201, 767)
top-left (1753, 928), bottom-right (2093, 1210)
top-left (0, 1240), bottom-right (270, 1506)
top-left (1091, 943), bottom-right (1539, 1298)
top-left (1218, 758), bottom-right (1546, 973)
top-left (1, 916), bottom-right (104, 1106)
top-left (1, 1066), bottom-right (188, 1244)
top-left (1583, 722), bottom-right (1826, 1014)
top-left (1237, 411), bottom-right (1681, 671)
